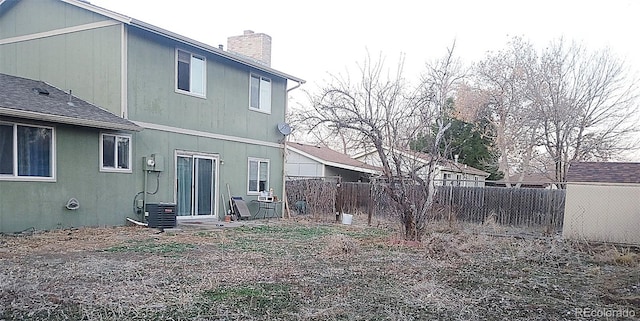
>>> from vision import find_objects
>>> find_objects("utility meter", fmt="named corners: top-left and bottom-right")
top-left (143, 154), bottom-right (164, 172)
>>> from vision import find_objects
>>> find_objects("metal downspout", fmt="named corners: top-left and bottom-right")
top-left (282, 80), bottom-right (304, 218)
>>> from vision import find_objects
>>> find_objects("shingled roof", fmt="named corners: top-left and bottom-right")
top-left (288, 142), bottom-right (380, 174)
top-left (0, 73), bottom-right (140, 131)
top-left (354, 148), bottom-right (490, 177)
top-left (566, 162), bottom-right (640, 184)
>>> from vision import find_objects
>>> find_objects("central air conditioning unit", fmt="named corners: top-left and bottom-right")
top-left (145, 203), bottom-right (177, 228)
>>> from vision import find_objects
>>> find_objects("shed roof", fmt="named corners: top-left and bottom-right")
top-left (0, 73), bottom-right (141, 131)
top-left (566, 162), bottom-right (640, 184)
top-left (288, 142), bottom-right (381, 175)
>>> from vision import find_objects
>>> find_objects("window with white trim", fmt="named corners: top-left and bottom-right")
top-left (0, 122), bottom-right (54, 179)
top-left (248, 158), bottom-right (269, 193)
top-left (100, 133), bottom-right (131, 172)
top-left (249, 74), bottom-right (271, 113)
top-left (176, 49), bottom-right (206, 96)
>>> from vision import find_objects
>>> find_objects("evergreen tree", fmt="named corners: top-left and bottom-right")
top-left (441, 117), bottom-right (503, 180)
top-left (410, 100), bottom-right (504, 180)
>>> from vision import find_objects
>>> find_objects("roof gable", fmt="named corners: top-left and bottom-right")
top-left (288, 142), bottom-right (380, 174)
top-left (567, 162), bottom-right (640, 184)
top-left (0, 73), bottom-right (140, 131)
top-left (354, 148), bottom-right (489, 177)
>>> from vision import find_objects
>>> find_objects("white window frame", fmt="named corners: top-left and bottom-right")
top-left (249, 73), bottom-right (271, 114)
top-left (100, 133), bottom-right (132, 173)
top-left (175, 48), bottom-right (207, 98)
top-left (247, 157), bottom-right (270, 194)
top-left (0, 122), bottom-right (56, 182)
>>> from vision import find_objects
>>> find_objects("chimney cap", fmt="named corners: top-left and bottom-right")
top-left (218, 44), bottom-right (224, 50)
top-left (243, 30), bottom-right (254, 35)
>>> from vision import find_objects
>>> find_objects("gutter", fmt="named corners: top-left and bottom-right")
top-left (0, 107), bottom-right (142, 132)
top-left (281, 79), bottom-right (305, 218)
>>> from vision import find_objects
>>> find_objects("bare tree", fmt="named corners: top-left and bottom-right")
top-left (528, 39), bottom-right (639, 182)
top-left (472, 37), bottom-right (540, 187)
top-left (288, 91), bottom-right (368, 155)
top-left (471, 37), bottom-right (639, 185)
top-left (300, 47), bottom-right (463, 241)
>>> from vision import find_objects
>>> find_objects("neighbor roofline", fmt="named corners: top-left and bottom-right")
top-left (60, 0), bottom-right (306, 84)
top-left (288, 146), bottom-right (380, 175)
top-left (353, 147), bottom-right (489, 177)
top-left (0, 106), bottom-right (142, 131)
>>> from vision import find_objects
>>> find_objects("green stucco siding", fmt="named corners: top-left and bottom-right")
top-left (0, 0), bottom-right (111, 39)
top-left (134, 129), bottom-right (284, 218)
top-left (125, 27), bottom-right (289, 219)
top-left (126, 28), bottom-right (287, 142)
top-left (0, 124), bottom-right (140, 233)
top-left (0, 0), bottom-right (122, 116)
top-left (0, 0), bottom-right (292, 231)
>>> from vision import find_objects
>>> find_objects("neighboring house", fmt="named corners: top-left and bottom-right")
top-left (563, 162), bottom-right (640, 245)
top-left (0, 0), bottom-right (303, 232)
top-left (354, 148), bottom-right (489, 187)
top-left (286, 142), bottom-right (380, 182)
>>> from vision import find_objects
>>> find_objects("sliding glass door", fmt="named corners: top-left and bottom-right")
top-left (176, 153), bottom-right (218, 217)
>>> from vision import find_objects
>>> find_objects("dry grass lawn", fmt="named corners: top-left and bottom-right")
top-left (0, 217), bottom-right (638, 320)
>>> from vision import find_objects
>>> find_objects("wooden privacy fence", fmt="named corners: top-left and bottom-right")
top-left (285, 179), bottom-right (566, 230)
top-left (433, 185), bottom-right (566, 231)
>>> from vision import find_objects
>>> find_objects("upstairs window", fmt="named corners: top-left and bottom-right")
top-left (248, 158), bottom-right (269, 193)
top-left (176, 49), bottom-right (206, 97)
top-left (249, 74), bottom-right (271, 113)
top-left (0, 122), bottom-right (54, 180)
top-left (100, 133), bottom-right (131, 172)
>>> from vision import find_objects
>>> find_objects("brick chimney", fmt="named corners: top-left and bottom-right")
top-left (227, 30), bottom-right (272, 67)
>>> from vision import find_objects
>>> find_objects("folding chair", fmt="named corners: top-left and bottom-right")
top-left (231, 196), bottom-right (252, 220)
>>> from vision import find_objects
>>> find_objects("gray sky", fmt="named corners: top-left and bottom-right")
top-left (89, 0), bottom-right (640, 157)
top-left (90, 0), bottom-right (640, 90)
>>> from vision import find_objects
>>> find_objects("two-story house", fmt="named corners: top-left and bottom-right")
top-left (0, 0), bottom-right (304, 233)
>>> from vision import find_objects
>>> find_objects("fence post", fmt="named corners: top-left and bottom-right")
top-left (368, 183), bottom-right (373, 226)
top-left (336, 177), bottom-right (343, 223)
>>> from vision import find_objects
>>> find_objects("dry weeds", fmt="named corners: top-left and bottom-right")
top-left (0, 217), bottom-right (638, 320)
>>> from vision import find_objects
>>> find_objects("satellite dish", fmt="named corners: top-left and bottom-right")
top-left (277, 122), bottom-right (292, 136)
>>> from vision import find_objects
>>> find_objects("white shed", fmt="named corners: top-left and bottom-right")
top-left (563, 162), bottom-right (640, 245)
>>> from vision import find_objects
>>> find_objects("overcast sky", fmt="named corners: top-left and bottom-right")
top-left (90, 0), bottom-right (639, 91)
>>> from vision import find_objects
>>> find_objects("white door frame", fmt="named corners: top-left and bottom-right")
top-left (174, 150), bottom-right (219, 220)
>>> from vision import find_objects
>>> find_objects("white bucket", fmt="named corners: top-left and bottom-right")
top-left (341, 213), bottom-right (353, 225)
